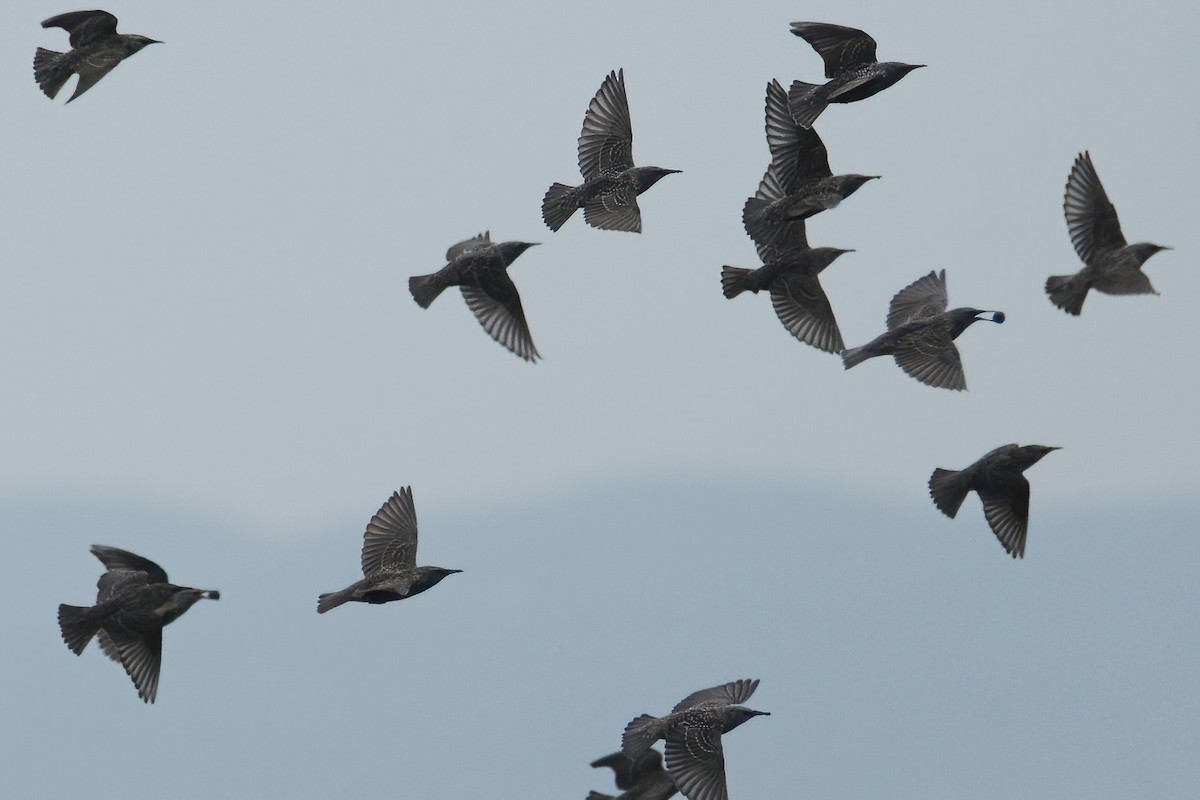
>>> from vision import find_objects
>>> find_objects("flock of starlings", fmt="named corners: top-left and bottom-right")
top-left (39, 11), bottom-right (1172, 800)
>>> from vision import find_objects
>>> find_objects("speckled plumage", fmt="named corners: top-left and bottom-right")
top-left (318, 487), bottom-right (461, 613)
top-left (34, 10), bottom-right (159, 102)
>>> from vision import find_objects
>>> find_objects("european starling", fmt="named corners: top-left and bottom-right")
top-left (542, 69), bottom-right (681, 233)
top-left (318, 487), bottom-right (461, 613)
top-left (623, 679), bottom-right (768, 800)
top-left (787, 22), bottom-right (924, 128)
top-left (34, 11), bottom-right (160, 103)
top-left (1045, 151), bottom-right (1171, 315)
top-left (742, 80), bottom-right (878, 249)
top-left (409, 232), bottom-right (541, 362)
top-left (721, 219), bottom-right (853, 354)
top-left (841, 269), bottom-right (1004, 390)
top-left (588, 749), bottom-right (678, 800)
top-left (57, 545), bottom-right (218, 703)
top-left (929, 444), bottom-right (1060, 558)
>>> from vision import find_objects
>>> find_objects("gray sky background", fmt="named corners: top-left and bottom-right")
top-left (2, 1), bottom-right (1197, 798)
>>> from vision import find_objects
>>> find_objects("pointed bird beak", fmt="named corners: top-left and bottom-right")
top-left (978, 310), bottom-right (1005, 323)
top-left (203, 590), bottom-right (220, 600)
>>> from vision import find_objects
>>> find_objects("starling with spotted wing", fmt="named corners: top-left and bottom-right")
top-left (588, 749), bottom-right (678, 800)
top-left (742, 80), bottom-right (877, 250)
top-left (409, 232), bottom-right (541, 362)
top-left (929, 445), bottom-right (1060, 558)
top-left (542, 69), bottom-right (681, 233)
top-left (1045, 151), bottom-right (1171, 315)
top-left (622, 680), bottom-right (768, 800)
top-left (34, 10), bottom-right (160, 103)
top-left (318, 487), bottom-right (461, 613)
top-left (841, 269), bottom-right (1003, 390)
top-left (787, 22), bottom-right (923, 128)
top-left (721, 219), bottom-right (853, 354)
top-left (57, 545), bottom-right (218, 703)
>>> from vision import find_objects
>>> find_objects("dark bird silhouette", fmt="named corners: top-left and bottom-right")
top-left (57, 545), bottom-right (218, 703)
top-left (318, 487), bottom-right (461, 613)
top-left (1046, 151), bottom-right (1171, 315)
top-left (742, 80), bottom-right (877, 249)
top-left (841, 269), bottom-right (1004, 390)
top-left (588, 749), bottom-right (677, 800)
top-left (929, 445), bottom-right (1060, 558)
top-left (409, 232), bottom-right (541, 362)
top-left (542, 69), bottom-right (681, 233)
top-left (34, 11), bottom-right (160, 103)
top-left (623, 680), bottom-right (768, 800)
top-left (787, 22), bottom-right (923, 128)
top-left (721, 219), bottom-right (853, 353)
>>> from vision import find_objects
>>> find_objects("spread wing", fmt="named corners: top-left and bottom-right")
top-left (578, 70), bottom-right (634, 180)
top-left (95, 569), bottom-right (150, 604)
top-left (104, 626), bottom-right (162, 703)
top-left (664, 722), bottom-right (728, 800)
top-left (360, 488), bottom-right (420, 576)
top-left (764, 80), bottom-right (831, 189)
top-left (672, 680), bottom-right (759, 713)
top-left (591, 749), bottom-right (667, 790)
top-left (446, 231), bottom-right (491, 262)
top-left (887, 270), bottom-right (948, 329)
top-left (42, 11), bottom-right (119, 49)
top-left (743, 166), bottom-right (809, 254)
top-left (893, 327), bottom-right (966, 391)
top-left (1064, 151), bottom-right (1127, 265)
top-left (770, 273), bottom-right (844, 353)
top-left (90, 545), bottom-right (169, 584)
top-left (789, 22), bottom-right (878, 77)
top-left (461, 275), bottom-right (540, 362)
top-left (978, 476), bottom-right (1031, 558)
top-left (583, 186), bottom-right (643, 233)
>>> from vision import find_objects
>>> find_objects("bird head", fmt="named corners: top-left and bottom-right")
top-left (896, 63), bottom-right (926, 76)
top-left (416, 566), bottom-right (463, 590)
top-left (633, 167), bottom-right (682, 193)
top-left (811, 247), bottom-right (855, 271)
top-left (839, 175), bottom-right (880, 197)
top-left (721, 706), bottom-right (770, 733)
top-left (947, 307), bottom-right (1004, 339)
top-left (126, 35), bottom-right (162, 53)
top-left (1018, 445), bottom-right (1061, 466)
top-left (498, 241), bottom-right (540, 263)
top-left (1129, 243), bottom-right (1171, 265)
top-left (156, 586), bottom-right (219, 625)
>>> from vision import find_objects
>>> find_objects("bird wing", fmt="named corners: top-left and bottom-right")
top-left (90, 545), bottom-right (169, 584)
top-left (1094, 262), bottom-right (1157, 295)
top-left (770, 272), bottom-right (844, 353)
top-left (664, 723), bottom-right (728, 800)
top-left (764, 80), bottom-right (831, 189)
top-left (1064, 151), bottom-right (1126, 265)
top-left (593, 749), bottom-right (666, 790)
top-left (887, 270), bottom-right (948, 329)
top-left (446, 232), bottom-right (491, 262)
top-left (460, 275), bottom-right (540, 362)
top-left (578, 70), bottom-right (635, 180)
top-left (893, 327), bottom-right (967, 390)
top-left (977, 475), bottom-right (1031, 558)
top-left (104, 625), bottom-right (162, 703)
top-left (743, 167), bottom-right (809, 254)
top-left (583, 186), bottom-right (643, 233)
top-left (790, 22), bottom-right (878, 77)
top-left (672, 679), bottom-right (759, 713)
top-left (41, 10), bottom-right (119, 49)
top-left (360, 488), bottom-right (420, 575)
top-left (95, 569), bottom-right (151, 604)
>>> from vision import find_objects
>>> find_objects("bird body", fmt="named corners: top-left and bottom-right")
top-left (57, 545), bottom-right (218, 703)
top-left (841, 269), bottom-right (1003, 390)
top-left (787, 22), bottom-right (923, 128)
top-left (929, 444), bottom-right (1060, 558)
top-left (542, 69), bottom-right (680, 233)
top-left (35, 11), bottom-right (159, 102)
top-left (622, 680), bottom-right (767, 800)
top-left (742, 80), bottom-right (877, 249)
top-left (1046, 152), bottom-right (1170, 315)
top-left (318, 487), bottom-right (460, 614)
top-left (589, 749), bottom-right (678, 800)
top-left (409, 232), bottom-right (541, 362)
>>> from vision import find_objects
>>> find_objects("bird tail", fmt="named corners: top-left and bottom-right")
top-left (721, 266), bottom-right (754, 299)
top-left (34, 48), bottom-right (72, 100)
top-left (622, 714), bottom-right (665, 759)
top-left (57, 604), bottom-right (101, 655)
top-left (787, 80), bottom-right (830, 128)
top-left (841, 344), bottom-right (871, 370)
top-left (541, 183), bottom-right (581, 231)
top-left (1045, 274), bottom-right (1089, 316)
top-left (408, 273), bottom-right (449, 309)
top-left (928, 468), bottom-right (971, 519)
top-left (316, 589), bottom-right (354, 614)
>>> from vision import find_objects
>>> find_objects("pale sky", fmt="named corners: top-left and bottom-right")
top-left (2, 1), bottom-right (1197, 798)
